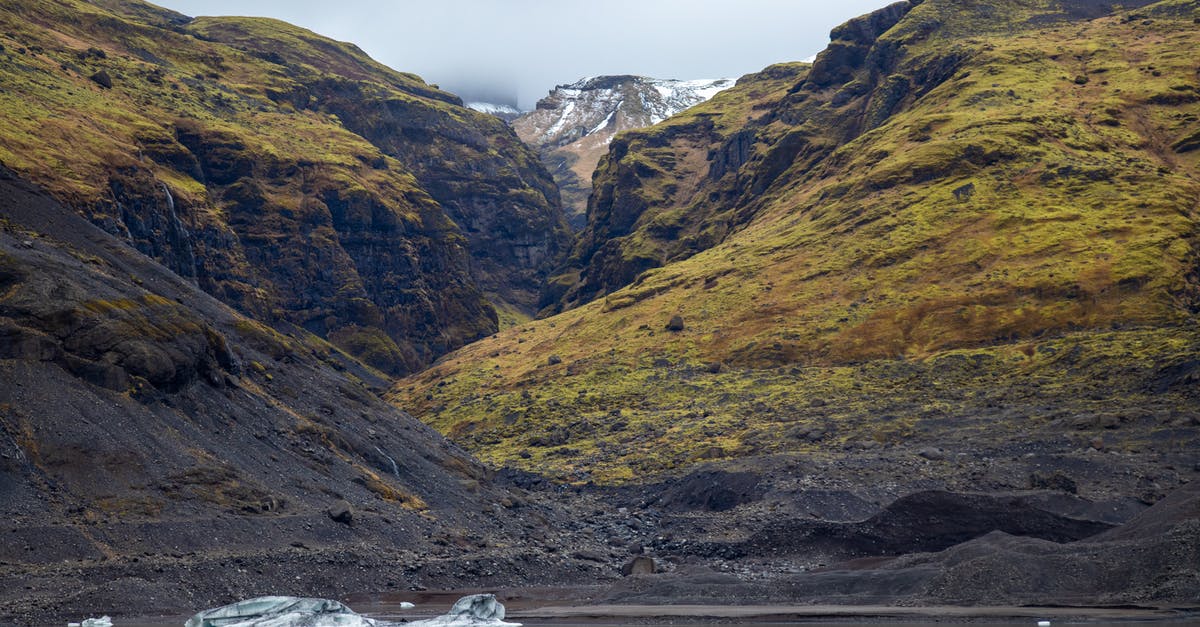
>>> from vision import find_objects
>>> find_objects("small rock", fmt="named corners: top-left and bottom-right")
top-left (1090, 437), bottom-right (1105, 451)
top-left (1029, 470), bottom-right (1078, 494)
top-left (665, 315), bottom-right (685, 332)
top-left (547, 355), bottom-right (562, 366)
top-left (89, 69), bottom-right (112, 89)
top-left (620, 555), bottom-right (658, 576)
top-left (917, 447), bottom-right (946, 461)
top-left (326, 499), bottom-right (353, 524)
top-left (705, 362), bottom-right (723, 374)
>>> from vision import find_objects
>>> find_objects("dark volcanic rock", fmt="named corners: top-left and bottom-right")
top-left (650, 470), bottom-right (763, 512)
top-left (327, 500), bottom-right (354, 524)
top-left (306, 78), bottom-right (573, 314)
top-left (0, 1), bottom-right (575, 375)
top-left (0, 169), bottom-right (607, 623)
top-left (745, 490), bottom-right (1114, 560)
top-left (88, 69), bottom-right (112, 88)
top-left (620, 556), bottom-right (658, 576)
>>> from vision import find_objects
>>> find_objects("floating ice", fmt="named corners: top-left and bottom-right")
top-left (184, 596), bottom-right (376, 627)
top-left (68, 618), bottom-right (112, 627)
top-left (184, 594), bottom-right (510, 627)
top-left (408, 594), bottom-right (519, 627)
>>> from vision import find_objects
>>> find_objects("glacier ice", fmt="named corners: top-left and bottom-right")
top-left (183, 594), bottom-right (515, 627)
top-left (68, 617), bottom-right (112, 627)
top-left (408, 594), bottom-right (519, 627)
top-left (183, 596), bottom-right (376, 627)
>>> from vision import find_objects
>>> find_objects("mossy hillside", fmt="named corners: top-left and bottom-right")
top-left (393, 4), bottom-right (1200, 482)
top-left (189, 14), bottom-right (573, 316)
top-left (548, 63), bottom-right (810, 311)
top-left (0, 0), bottom-right (561, 373)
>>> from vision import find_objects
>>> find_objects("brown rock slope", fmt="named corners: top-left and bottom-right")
top-left (0, 0), bottom-right (569, 374)
top-left (0, 168), bottom-right (608, 623)
top-left (393, 0), bottom-right (1200, 485)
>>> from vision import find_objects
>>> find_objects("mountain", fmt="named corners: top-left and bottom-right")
top-left (513, 76), bottom-right (734, 229)
top-left (3, 0), bottom-right (1200, 620)
top-left (392, 0), bottom-right (1200, 489)
top-left (0, 0), bottom-right (569, 374)
top-left (0, 166), bottom-right (610, 623)
top-left (0, 0), bottom-right (594, 620)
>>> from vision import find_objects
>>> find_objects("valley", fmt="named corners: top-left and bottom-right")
top-left (0, 0), bottom-right (1198, 623)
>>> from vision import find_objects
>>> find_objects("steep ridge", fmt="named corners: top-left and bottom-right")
top-left (539, 66), bottom-right (806, 312)
top-left (0, 168), bottom-right (608, 622)
top-left (0, 0), bottom-right (568, 373)
top-left (514, 76), bottom-right (734, 230)
top-left (392, 0), bottom-right (1200, 484)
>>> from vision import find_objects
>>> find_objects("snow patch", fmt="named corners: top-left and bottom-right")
top-left (519, 75), bottom-right (735, 147)
top-left (466, 102), bottom-right (523, 118)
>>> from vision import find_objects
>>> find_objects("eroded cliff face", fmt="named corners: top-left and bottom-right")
top-left (0, 0), bottom-right (568, 373)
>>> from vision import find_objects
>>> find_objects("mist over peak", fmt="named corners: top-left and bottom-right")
top-left (152, 0), bottom-right (898, 110)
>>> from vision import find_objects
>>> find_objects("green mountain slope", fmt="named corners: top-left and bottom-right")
top-left (393, 0), bottom-right (1200, 483)
top-left (0, 0), bottom-right (569, 374)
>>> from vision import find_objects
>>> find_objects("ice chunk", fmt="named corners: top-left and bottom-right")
top-left (68, 618), bottom-right (112, 627)
top-left (408, 594), bottom-right (519, 627)
top-left (184, 596), bottom-right (376, 627)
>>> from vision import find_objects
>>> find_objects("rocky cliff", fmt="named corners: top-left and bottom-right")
top-left (394, 0), bottom-right (1200, 484)
top-left (0, 0), bottom-right (569, 373)
top-left (0, 167), bottom-right (609, 622)
top-left (513, 76), bottom-right (734, 229)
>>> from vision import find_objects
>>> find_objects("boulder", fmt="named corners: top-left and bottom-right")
top-left (88, 70), bottom-right (112, 89)
top-left (327, 499), bottom-right (353, 524)
top-left (665, 315), bottom-right (685, 332)
top-left (620, 555), bottom-right (658, 576)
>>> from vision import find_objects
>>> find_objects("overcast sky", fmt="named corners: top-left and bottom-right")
top-left (155, 0), bottom-right (896, 109)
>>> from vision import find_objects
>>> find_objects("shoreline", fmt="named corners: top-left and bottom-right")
top-left (506, 603), bottom-right (1199, 623)
top-left (114, 592), bottom-right (1200, 626)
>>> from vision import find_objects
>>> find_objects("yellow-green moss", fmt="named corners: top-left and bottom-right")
top-left (392, 7), bottom-right (1200, 483)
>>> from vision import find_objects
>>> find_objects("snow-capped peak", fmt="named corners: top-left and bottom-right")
top-left (513, 75), bottom-right (735, 149)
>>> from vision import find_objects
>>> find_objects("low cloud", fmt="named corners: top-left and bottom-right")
top-left (158, 0), bottom-right (895, 109)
